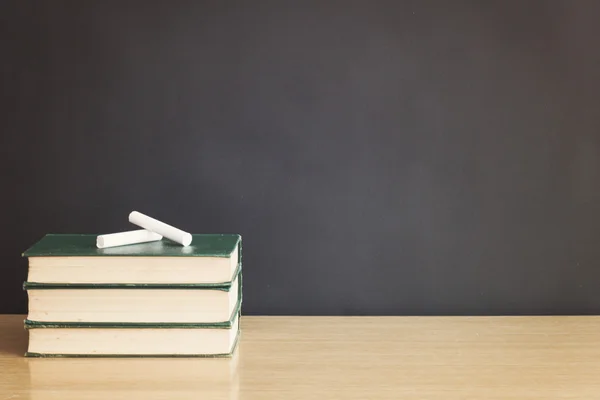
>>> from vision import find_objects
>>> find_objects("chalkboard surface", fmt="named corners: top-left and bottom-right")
top-left (2, 1), bottom-right (599, 315)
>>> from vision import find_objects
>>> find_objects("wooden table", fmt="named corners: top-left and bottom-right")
top-left (1, 314), bottom-right (600, 399)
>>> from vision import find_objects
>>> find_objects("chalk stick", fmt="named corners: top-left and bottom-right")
top-left (96, 229), bottom-right (162, 249)
top-left (128, 211), bottom-right (192, 246)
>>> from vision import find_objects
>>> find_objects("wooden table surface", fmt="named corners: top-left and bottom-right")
top-left (1, 314), bottom-right (600, 399)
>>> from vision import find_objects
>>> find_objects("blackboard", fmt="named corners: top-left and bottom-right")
top-left (2, 1), bottom-right (599, 315)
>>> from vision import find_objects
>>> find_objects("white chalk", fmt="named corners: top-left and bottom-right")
top-left (128, 211), bottom-right (192, 246)
top-left (96, 229), bottom-right (162, 249)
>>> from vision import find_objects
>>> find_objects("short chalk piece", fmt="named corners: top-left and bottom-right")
top-left (96, 229), bottom-right (162, 249)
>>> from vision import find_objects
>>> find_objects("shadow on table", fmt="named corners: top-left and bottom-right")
top-left (25, 346), bottom-right (241, 400)
top-left (0, 315), bottom-right (28, 356)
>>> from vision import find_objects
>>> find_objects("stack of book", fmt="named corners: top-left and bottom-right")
top-left (21, 233), bottom-right (242, 357)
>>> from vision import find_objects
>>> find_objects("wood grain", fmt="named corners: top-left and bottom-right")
top-left (1, 314), bottom-right (600, 399)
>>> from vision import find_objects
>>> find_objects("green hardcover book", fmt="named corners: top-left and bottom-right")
top-left (24, 306), bottom-right (241, 358)
top-left (22, 233), bottom-right (242, 285)
top-left (23, 267), bottom-right (242, 324)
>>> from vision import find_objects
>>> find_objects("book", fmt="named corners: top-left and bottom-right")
top-left (24, 309), bottom-right (240, 357)
top-left (24, 269), bottom-right (241, 323)
top-left (22, 233), bottom-right (241, 285)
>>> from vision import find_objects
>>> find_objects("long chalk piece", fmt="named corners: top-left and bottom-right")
top-left (129, 211), bottom-right (193, 246)
top-left (97, 229), bottom-right (162, 249)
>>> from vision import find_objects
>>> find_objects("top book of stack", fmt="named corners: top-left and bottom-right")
top-left (23, 233), bottom-right (241, 286)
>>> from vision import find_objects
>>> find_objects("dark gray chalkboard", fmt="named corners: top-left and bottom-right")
top-left (2, 1), bottom-right (599, 315)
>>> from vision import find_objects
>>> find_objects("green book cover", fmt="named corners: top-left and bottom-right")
top-left (23, 269), bottom-right (244, 325)
top-left (23, 266), bottom-right (244, 323)
top-left (23, 335), bottom-right (240, 358)
top-left (22, 233), bottom-right (243, 287)
top-left (23, 310), bottom-right (242, 358)
top-left (24, 330), bottom-right (241, 358)
top-left (24, 292), bottom-right (242, 329)
top-left (22, 262), bottom-right (242, 290)
top-left (23, 233), bottom-right (241, 258)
